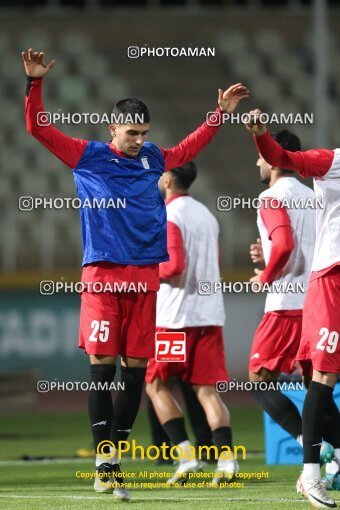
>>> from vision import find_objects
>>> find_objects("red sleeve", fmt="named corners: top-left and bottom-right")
top-left (255, 130), bottom-right (334, 178)
top-left (25, 78), bottom-right (88, 168)
top-left (259, 203), bottom-right (295, 284)
top-left (159, 221), bottom-right (185, 280)
top-left (160, 108), bottom-right (222, 172)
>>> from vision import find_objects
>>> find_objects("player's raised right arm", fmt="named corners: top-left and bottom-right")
top-left (23, 49), bottom-right (87, 169)
top-left (161, 83), bottom-right (249, 171)
top-left (244, 109), bottom-right (334, 178)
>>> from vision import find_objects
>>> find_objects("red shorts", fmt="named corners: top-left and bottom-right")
top-left (78, 291), bottom-right (156, 358)
top-left (249, 311), bottom-right (302, 374)
top-left (296, 270), bottom-right (340, 375)
top-left (145, 326), bottom-right (229, 385)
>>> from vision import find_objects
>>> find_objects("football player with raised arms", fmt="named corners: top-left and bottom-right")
top-left (248, 129), bottom-right (315, 452)
top-left (22, 48), bottom-right (249, 500)
top-left (246, 110), bottom-right (340, 509)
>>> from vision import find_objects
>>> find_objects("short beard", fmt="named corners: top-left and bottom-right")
top-left (260, 177), bottom-right (270, 185)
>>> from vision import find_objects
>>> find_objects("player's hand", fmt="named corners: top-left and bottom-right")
top-left (22, 48), bottom-right (55, 78)
top-left (218, 83), bottom-right (249, 114)
top-left (244, 109), bottom-right (267, 135)
top-left (249, 268), bottom-right (264, 288)
top-left (250, 238), bottom-right (265, 265)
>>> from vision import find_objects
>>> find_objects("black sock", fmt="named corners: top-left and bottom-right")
top-left (302, 381), bottom-right (334, 463)
top-left (252, 389), bottom-right (302, 439)
top-left (146, 396), bottom-right (170, 446)
top-left (162, 417), bottom-right (189, 446)
top-left (212, 426), bottom-right (232, 461)
top-left (180, 380), bottom-right (212, 446)
top-left (323, 396), bottom-right (340, 448)
top-left (111, 366), bottom-right (146, 445)
top-left (88, 364), bottom-right (116, 454)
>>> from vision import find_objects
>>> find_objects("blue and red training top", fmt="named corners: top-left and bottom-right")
top-left (25, 77), bottom-right (221, 290)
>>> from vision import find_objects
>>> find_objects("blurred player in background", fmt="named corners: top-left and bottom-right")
top-left (22, 48), bottom-right (249, 500)
top-left (147, 380), bottom-right (214, 464)
top-left (248, 129), bottom-right (315, 450)
top-left (246, 111), bottom-right (340, 509)
top-left (146, 162), bottom-right (238, 486)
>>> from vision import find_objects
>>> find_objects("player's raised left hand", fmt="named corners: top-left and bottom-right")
top-left (218, 83), bottom-right (249, 113)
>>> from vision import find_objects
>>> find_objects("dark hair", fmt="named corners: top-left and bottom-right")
top-left (112, 98), bottom-right (150, 124)
top-left (271, 130), bottom-right (301, 175)
top-left (169, 162), bottom-right (197, 190)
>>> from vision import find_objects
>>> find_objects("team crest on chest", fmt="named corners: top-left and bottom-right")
top-left (141, 156), bottom-right (150, 169)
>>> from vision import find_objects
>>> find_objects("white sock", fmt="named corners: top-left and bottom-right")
top-left (301, 463), bottom-right (321, 482)
top-left (96, 454), bottom-right (106, 467)
top-left (217, 450), bottom-right (235, 470)
top-left (335, 448), bottom-right (340, 467)
top-left (109, 446), bottom-right (119, 465)
top-left (296, 434), bottom-right (303, 447)
top-left (326, 460), bottom-right (339, 476)
top-left (96, 446), bottom-right (116, 467)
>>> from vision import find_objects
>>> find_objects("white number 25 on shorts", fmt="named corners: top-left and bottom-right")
top-left (89, 320), bottom-right (110, 343)
top-left (316, 327), bottom-right (339, 354)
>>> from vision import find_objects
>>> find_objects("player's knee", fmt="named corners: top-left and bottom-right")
top-left (249, 371), bottom-right (261, 382)
top-left (249, 368), bottom-right (277, 383)
top-left (121, 356), bottom-right (148, 368)
top-left (193, 384), bottom-right (214, 399)
top-left (146, 378), bottom-right (166, 398)
top-left (90, 354), bottom-right (116, 365)
top-left (312, 370), bottom-right (337, 388)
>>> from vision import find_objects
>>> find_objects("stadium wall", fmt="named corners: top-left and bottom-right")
top-left (0, 293), bottom-right (264, 381)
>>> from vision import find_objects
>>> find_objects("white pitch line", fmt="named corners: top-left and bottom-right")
top-left (0, 495), bottom-right (339, 502)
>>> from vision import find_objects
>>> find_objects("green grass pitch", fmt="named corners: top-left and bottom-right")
top-left (0, 405), bottom-right (339, 509)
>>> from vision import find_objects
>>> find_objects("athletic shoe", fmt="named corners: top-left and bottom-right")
top-left (196, 442), bottom-right (216, 464)
top-left (333, 472), bottom-right (340, 491)
top-left (322, 474), bottom-right (336, 491)
top-left (212, 460), bottom-right (239, 485)
top-left (93, 462), bottom-right (114, 493)
top-left (322, 471), bottom-right (340, 491)
top-left (296, 475), bottom-right (337, 508)
top-left (321, 442), bottom-right (336, 467)
top-left (112, 463), bottom-right (131, 501)
top-left (166, 459), bottom-right (203, 486)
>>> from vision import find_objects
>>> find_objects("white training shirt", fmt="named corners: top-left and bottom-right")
top-left (156, 195), bottom-right (225, 328)
top-left (257, 176), bottom-right (315, 312)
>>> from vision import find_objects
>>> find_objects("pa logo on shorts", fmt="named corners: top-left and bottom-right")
top-left (155, 332), bottom-right (186, 362)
